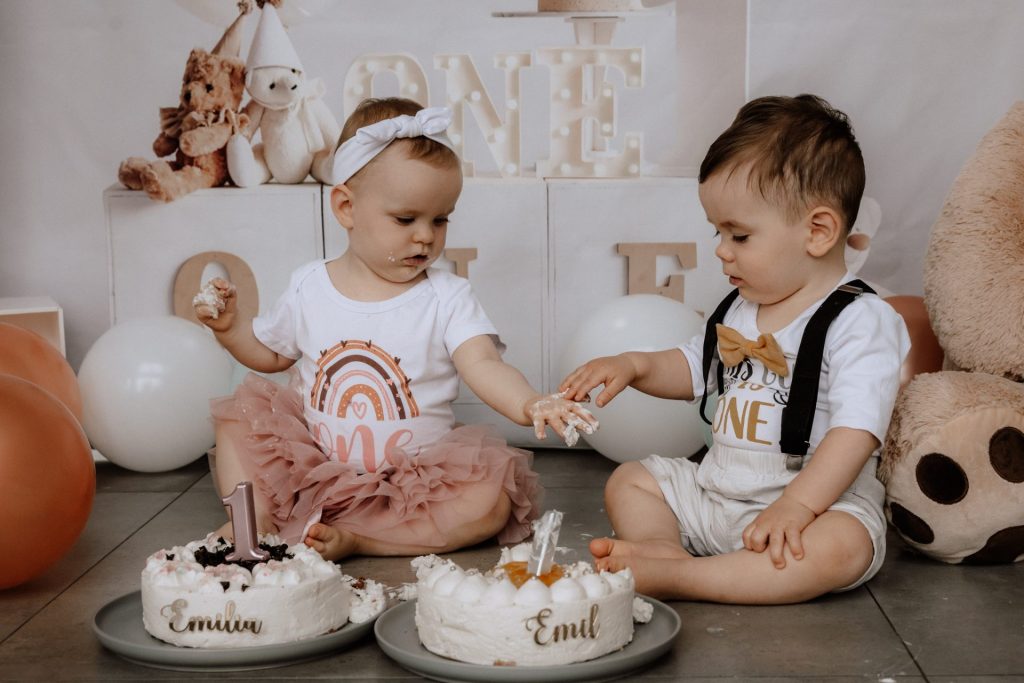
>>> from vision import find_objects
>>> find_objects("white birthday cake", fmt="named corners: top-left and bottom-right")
top-left (141, 533), bottom-right (385, 648)
top-left (412, 543), bottom-right (652, 666)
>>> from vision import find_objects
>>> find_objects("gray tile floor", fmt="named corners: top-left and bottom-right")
top-left (2, 449), bottom-right (1022, 681)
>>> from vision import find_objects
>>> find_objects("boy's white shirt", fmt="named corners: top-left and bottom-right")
top-left (253, 260), bottom-right (503, 472)
top-left (679, 273), bottom-right (911, 456)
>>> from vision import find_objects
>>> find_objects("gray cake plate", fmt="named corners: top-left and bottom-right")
top-left (93, 591), bottom-right (378, 672)
top-left (374, 597), bottom-right (681, 682)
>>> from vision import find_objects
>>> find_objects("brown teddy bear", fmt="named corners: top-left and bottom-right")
top-left (118, 4), bottom-right (252, 202)
top-left (880, 102), bottom-right (1024, 564)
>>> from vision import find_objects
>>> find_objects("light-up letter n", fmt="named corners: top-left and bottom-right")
top-left (435, 52), bottom-right (531, 178)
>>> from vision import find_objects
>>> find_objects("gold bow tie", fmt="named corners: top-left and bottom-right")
top-left (716, 324), bottom-right (789, 377)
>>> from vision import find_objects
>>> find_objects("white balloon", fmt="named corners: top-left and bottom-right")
top-left (78, 317), bottom-right (234, 473)
top-left (558, 295), bottom-right (706, 463)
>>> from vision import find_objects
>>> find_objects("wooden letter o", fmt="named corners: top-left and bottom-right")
top-left (173, 251), bottom-right (259, 325)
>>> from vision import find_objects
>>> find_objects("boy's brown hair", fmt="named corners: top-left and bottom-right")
top-left (699, 94), bottom-right (865, 232)
top-left (339, 97), bottom-right (458, 181)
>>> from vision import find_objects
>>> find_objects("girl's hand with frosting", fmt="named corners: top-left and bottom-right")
top-left (523, 392), bottom-right (599, 447)
top-left (193, 278), bottom-right (238, 333)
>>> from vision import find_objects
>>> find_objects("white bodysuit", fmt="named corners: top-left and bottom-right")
top-left (253, 261), bottom-right (503, 474)
top-left (642, 273), bottom-right (911, 589)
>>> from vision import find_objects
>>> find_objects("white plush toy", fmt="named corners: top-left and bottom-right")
top-left (227, 0), bottom-right (339, 186)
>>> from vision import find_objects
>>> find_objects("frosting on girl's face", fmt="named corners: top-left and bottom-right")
top-left (340, 144), bottom-right (463, 289)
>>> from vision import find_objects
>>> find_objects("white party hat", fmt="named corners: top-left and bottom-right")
top-left (246, 3), bottom-right (304, 72)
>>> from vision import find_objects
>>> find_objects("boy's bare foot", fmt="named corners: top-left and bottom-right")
top-left (304, 522), bottom-right (358, 561)
top-left (589, 537), bottom-right (690, 564)
top-left (596, 554), bottom-right (690, 599)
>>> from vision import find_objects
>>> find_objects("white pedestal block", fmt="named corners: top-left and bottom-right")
top-left (105, 184), bottom-right (324, 325)
top-left (549, 178), bottom-right (732, 376)
top-left (0, 295), bottom-right (66, 356)
top-left (106, 177), bottom-right (719, 449)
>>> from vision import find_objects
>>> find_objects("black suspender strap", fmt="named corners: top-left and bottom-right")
top-left (779, 279), bottom-right (875, 466)
top-left (699, 288), bottom-right (741, 425)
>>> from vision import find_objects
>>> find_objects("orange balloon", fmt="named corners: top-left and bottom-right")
top-left (0, 323), bottom-right (82, 422)
top-left (884, 295), bottom-right (945, 387)
top-left (0, 374), bottom-right (95, 589)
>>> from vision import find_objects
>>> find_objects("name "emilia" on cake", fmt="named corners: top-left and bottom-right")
top-left (525, 604), bottom-right (600, 645)
top-left (160, 599), bottom-right (263, 634)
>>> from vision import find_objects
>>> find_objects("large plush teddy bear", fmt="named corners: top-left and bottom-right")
top-left (227, 0), bottom-right (340, 187)
top-left (879, 102), bottom-right (1024, 563)
top-left (118, 4), bottom-right (251, 202)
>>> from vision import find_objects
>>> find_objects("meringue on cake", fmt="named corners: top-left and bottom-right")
top-left (141, 533), bottom-right (383, 648)
top-left (412, 543), bottom-right (652, 666)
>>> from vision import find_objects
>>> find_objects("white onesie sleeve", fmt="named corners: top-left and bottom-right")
top-left (251, 261), bottom-right (321, 360)
top-left (429, 269), bottom-right (505, 357)
top-left (824, 297), bottom-right (911, 443)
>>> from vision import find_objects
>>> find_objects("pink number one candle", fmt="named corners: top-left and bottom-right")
top-left (221, 482), bottom-right (270, 562)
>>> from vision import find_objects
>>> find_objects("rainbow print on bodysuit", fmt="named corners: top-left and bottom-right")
top-left (310, 340), bottom-right (418, 421)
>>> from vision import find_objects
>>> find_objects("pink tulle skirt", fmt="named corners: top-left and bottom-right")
top-left (210, 373), bottom-right (542, 548)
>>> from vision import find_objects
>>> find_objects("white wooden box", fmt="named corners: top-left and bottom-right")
top-left (0, 295), bottom-right (65, 356)
top-left (105, 184), bottom-right (324, 325)
top-left (549, 177), bottom-right (732, 376)
top-left (105, 177), bottom-right (723, 448)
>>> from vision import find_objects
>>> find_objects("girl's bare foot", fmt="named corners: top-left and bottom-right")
top-left (213, 520), bottom-right (236, 542)
top-left (589, 537), bottom-right (690, 565)
top-left (304, 522), bottom-right (358, 561)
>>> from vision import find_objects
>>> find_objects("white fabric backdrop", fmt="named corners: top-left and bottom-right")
top-left (748, 0), bottom-right (1024, 297)
top-left (0, 0), bottom-right (1020, 367)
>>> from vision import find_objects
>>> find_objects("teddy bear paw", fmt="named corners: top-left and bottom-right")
top-left (886, 407), bottom-right (1024, 564)
top-left (118, 157), bottom-right (152, 190)
top-left (139, 161), bottom-right (181, 203)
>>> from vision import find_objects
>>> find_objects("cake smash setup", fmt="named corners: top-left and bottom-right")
top-left (0, 0), bottom-right (997, 677)
top-left (96, 496), bottom-right (680, 674)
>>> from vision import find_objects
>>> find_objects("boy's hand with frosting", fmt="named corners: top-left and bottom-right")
top-left (523, 392), bottom-right (599, 447)
top-left (193, 278), bottom-right (238, 333)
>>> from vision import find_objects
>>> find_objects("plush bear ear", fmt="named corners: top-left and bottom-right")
top-left (184, 48), bottom-right (206, 77)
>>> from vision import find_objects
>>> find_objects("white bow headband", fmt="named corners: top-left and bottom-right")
top-left (331, 107), bottom-right (457, 184)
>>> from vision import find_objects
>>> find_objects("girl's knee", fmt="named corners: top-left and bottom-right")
top-left (215, 419), bottom-right (249, 445)
top-left (490, 491), bottom-right (512, 524)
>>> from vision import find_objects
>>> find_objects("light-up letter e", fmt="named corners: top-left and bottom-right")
top-left (535, 47), bottom-right (644, 178)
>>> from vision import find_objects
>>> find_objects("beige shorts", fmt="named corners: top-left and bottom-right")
top-left (640, 443), bottom-right (887, 591)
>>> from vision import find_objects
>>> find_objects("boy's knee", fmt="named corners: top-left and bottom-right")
top-left (604, 461), bottom-right (662, 509)
top-left (606, 461), bottom-right (655, 493)
top-left (816, 513), bottom-right (874, 582)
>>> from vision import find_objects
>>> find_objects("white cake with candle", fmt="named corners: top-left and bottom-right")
top-left (538, 0), bottom-right (646, 12)
top-left (412, 511), bottom-right (652, 666)
top-left (141, 532), bottom-right (385, 648)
